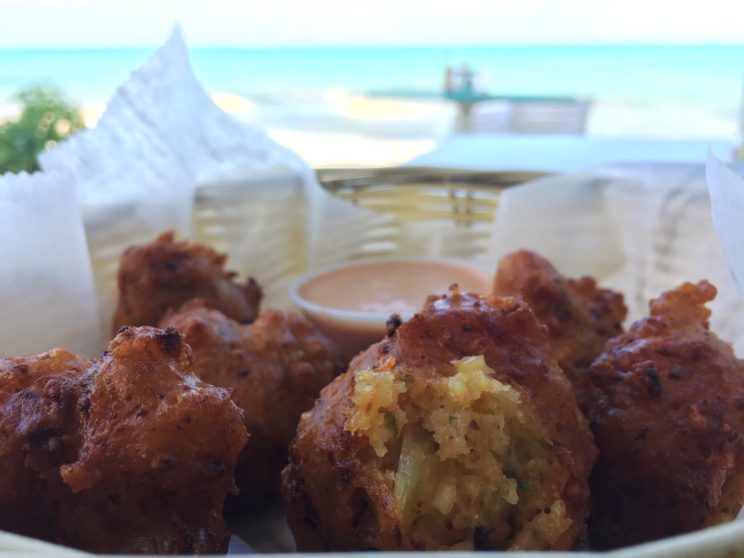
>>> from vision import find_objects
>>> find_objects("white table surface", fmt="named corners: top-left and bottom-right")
top-left (406, 134), bottom-right (734, 172)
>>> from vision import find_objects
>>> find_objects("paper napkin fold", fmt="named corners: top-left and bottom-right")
top-left (40, 27), bottom-right (378, 322)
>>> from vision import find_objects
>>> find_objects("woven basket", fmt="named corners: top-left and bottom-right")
top-left (83, 167), bottom-right (545, 331)
top-left (317, 167), bottom-right (549, 261)
top-left (7, 167), bottom-right (744, 557)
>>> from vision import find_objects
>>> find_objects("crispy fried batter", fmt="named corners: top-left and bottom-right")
top-left (493, 250), bottom-right (626, 402)
top-left (160, 300), bottom-right (343, 506)
top-left (282, 288), bottom-right (596, 551)
top-left (0, 349), bottom-right (90, 544)
top-left (586, 281), bottom-right (744, 548)
top-left (0, 326), bottom-right (248, 554)
top-left (112, 231), bottom-right (262, 333)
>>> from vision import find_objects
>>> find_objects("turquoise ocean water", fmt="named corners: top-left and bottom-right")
top-left (1, 45), bottom-right (743, 107)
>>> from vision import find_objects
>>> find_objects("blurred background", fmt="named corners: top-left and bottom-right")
top-left (1, 0), bottom-right (743, 170)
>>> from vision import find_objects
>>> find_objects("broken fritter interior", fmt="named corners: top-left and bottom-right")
top-left (348, 355), bottom-right (574, 550)
top-left (0, 326), bottom-right (248, 554)
top-left (493, 249), bottom-right (627, 404)
top-left (587, 280), bottom-right (744, 548)
top-left (161, 299), bottom-right (344, 506)
top-left (282, 288), bottom-right (596, 551)
top-left (112, 231), bottom-right (262, 333)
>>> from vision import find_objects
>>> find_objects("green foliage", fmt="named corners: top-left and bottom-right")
top-left (0, 85), bottom-right (85, 174)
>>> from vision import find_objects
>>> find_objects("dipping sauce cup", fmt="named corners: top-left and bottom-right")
top-left (289, 257), bottom-right (492, 362)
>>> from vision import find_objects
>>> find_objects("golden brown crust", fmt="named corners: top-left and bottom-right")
top-left (0, 326), bottom-right (248, 554)
top-left (0, 350), bottom-right (91, 544)
top-left (282, 289), bottom-right (597, 551)
top-left (282, 372), bottom-right (404, 551)
top-left (586, 281), bottom-right (744, 548)
top-left (112, 231), bottom-right (262, 333)
top-left (492, 250), bottom-right (627, 403)
top-left (160, 300), bottom-right (344, 506)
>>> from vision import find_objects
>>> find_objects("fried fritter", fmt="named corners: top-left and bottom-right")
top-left (112, 231), bottom-right (262, 333)
top-left (493, 250), bottom-right (626, 402)
top-left (0, 349), bottom-right (90, 544)
top-left (586, 281), bottom-right (744, 548)
top-left (160, 300), bottom-right (343, 506)
top-left (282, 287), bottom-right (597, 551)
top-left (0, 326), bottom-right (248, 554)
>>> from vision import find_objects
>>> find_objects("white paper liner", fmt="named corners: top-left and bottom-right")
top-left (39, 29), bottom-right (198, 329)
top-left (489, 173), bottom-right (628, 280)
top-left (706, 154), bottom-right (744, 297)
top-left (39, 27), bottom-right (379, 326)
top-left (490, 162), bottom-right (744, 356)
top-left (0, 171), bottom-right (100, 357)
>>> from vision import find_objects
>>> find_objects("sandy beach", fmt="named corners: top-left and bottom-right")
top-left (228, 92), bottom-right (740, 167)
top-left (2, 91), bottom-right (740, 168)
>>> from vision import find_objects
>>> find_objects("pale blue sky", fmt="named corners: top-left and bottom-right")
top-left (0, 0), bottom-right (742, 48)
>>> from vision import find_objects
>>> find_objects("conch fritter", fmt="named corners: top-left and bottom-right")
top-left (282, 288), bottom-right (597, 551)
top-left (587, 281), bottom-right (744, 548)
top-left (493, 250), bottom-right (626, 400)
top-left (0, 326), bottom-right (248, 554)
top-left (112, 231), bottom-right (262, 333)
top-left (160, 300), bottom-right (343, 505)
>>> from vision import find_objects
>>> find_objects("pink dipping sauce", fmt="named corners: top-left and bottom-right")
top-left (290, 259), bottom-right (491, 362)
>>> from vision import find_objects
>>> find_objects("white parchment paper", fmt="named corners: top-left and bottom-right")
top-left (0, 171), bottom-right (100, 357)
top-left (490, 162), bottom-right (744, 355)
top-left (706, 154), bottom-right (744, 297)
top-left (39, 27), bottom-right (377, 326)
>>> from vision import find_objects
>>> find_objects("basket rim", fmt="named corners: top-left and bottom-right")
top-left (316, 166), bottom-right (552, 192)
